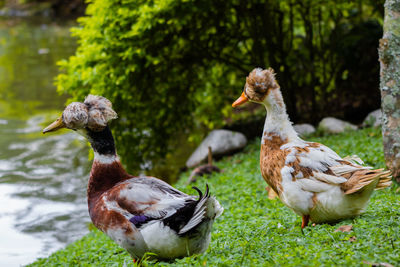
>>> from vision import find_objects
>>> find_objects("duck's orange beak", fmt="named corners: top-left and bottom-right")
top-left (232, 92), bottom-right (248, 107)
top-left (43, 116), bottom-right (65, 134)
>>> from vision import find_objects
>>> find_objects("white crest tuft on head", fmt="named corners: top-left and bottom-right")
top-left (63, 102), bottom-right (89, 129)
top-left (84, 95), bottom-right (118, 131)
top-left (84, 95), bottom-right (113, 109)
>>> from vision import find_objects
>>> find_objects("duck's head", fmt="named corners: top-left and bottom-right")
top-left (43, 95), bottom-right (117, 134)
top-left (232, 68), bottom-right (279, 107)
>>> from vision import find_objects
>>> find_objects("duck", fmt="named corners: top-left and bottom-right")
top-left (232, 68), bottom-right (392, 228)
top-left (43, 95), bottom-right (223, 260)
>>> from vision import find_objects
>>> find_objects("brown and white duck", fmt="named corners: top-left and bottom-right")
top-left (232, 68), bottom-right (391, 228)
top-left (43, 95), bottom-right (223, 260)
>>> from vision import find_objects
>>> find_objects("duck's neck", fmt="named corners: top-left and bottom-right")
top-left (87, 125), bottom-right (117, 156)
top-left (85, 126), bottom-right (130, 209)
top-left (261, 88), bottom-right (299, 145)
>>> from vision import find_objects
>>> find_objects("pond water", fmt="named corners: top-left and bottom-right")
top-left (0, 18), bottom-right (92, 266)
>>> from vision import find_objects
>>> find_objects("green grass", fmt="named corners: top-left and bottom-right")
top-left (30, 127), bottom-right (400, 266)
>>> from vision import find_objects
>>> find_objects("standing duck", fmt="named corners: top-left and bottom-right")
top-left (43, 95), bottom-right (223, 260)
top-left (232, 68), bottom-right (391, 228)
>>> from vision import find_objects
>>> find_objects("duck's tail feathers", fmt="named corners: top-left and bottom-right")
top-left (178, 185), bottom-right (210, 235)
top-left (342, 168), bottom-right (392, 195)
top-left (375, 170), bottom-right (392, 190)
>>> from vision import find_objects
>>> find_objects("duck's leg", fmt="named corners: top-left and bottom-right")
top-left (301, 215), bottom-right (310, 229)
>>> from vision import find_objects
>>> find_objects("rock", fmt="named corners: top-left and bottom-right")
top-left (318, 117), bottom-right (357, 134)
top-left (293, 123), bottom-right (316, 137)
top-left (362, 109), bottom-right (382, 127)
top-left (38, 48), bottom-right (50, 55)
top-left (186, 130), bottom-right (247, 168)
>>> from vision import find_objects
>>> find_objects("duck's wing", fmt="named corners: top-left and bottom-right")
top-left (103, 177), bottom-right (214, 235)
top-left (281, 141), bottom-right (391, 194)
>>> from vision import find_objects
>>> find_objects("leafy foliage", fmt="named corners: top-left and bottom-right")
top-left (30, 128), bottom-right (400, 266)
top-left (57, 0), bottom-right (384, 169)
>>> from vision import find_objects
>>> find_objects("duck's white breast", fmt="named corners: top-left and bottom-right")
top-left (279, 166), bottom-right (314, 215)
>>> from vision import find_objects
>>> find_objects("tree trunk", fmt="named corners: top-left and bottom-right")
top-left (379, 0), bottom-right (400, 183)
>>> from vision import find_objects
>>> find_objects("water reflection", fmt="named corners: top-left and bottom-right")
top-left (0, 19), bottom-right (74, 116)
top-left (0, 116), bottom-right (92, 265)
top-left (0, 19), bottom-right (91, 266)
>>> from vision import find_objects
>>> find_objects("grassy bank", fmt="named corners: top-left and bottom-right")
top-left (30, 127), bottom-right (400, 266)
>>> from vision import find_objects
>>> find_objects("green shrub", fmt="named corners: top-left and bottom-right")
top-left (57, 0), bottom-right (384, 170)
